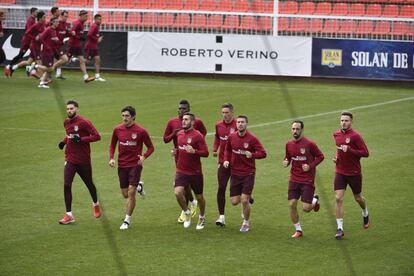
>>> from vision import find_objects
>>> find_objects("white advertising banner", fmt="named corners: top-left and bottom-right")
top-left (127, 32), bottom-right (312, 76)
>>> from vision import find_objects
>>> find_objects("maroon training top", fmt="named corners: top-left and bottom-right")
top-left (68, 19), bottom-right (84, 48)
top-left (163, 116), bottom-right (207, 148)
top-left (40, 26), bottom-right (57, 53)
top-left (213, 119), bottom-right (237, 164)
top-left (176, 128), bottom-right (209, 175)
top-left (85, 22), bottom-right (100, 50)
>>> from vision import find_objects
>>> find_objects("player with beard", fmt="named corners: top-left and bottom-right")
top-left (57, 100), bottom-right (102, 225)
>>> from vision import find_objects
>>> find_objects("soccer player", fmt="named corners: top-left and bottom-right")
top-left (48, 7), bottom-right (60, 25)
top-left (174, 112), bottom-right (209, 229)
top-left (333, 111), bottom-right (369, 239)
top-left (54, 10), bottom-right (70, 79)
top-left (68, 10), bottom-right (95, 82)
top-left (163, 100), bottom-right (207, 223)
top-left (223, 115), bottom-right (266, 232)
top-left (37, 17), bottom-right (59, 88)
top-left (0, 10), bottom-right (5, 64)
top-left (213, 103), bottom-right (236, 226)
top-left (283, 120), bottom-right (324, 238)
top-left (58, 100), bottom-right (102, 225)
top-left (84, 14), bottom-right (105, 81)
top-left (109, 106), bottom-right (154, 230)
top-left (4, 7), bottom-right (38, 77)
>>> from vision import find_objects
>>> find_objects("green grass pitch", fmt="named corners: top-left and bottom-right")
top-left (0, 70), bottom-right (413, 275)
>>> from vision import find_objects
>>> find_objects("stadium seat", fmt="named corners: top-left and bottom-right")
top-left (200, 0), bottom-right (217, 11)
top-left (349, 4), bottom-right (365, 16)
top-left (173, 14), bottom-right (191, 28)
top-left (118, 0), bottom-right (135, 8)
top-left (192, 14), bottom-right (207, 29)
top-left (68, 10), bottom-right (78, 22)
top-left (167, 0), bottom-right (184, 10)
top-left (277, 17), bottom-right (289, 32)
top-left (289, 18), bottom-right (308, 33)
top-left (373, 21), bottom-right (391, 35)
top-left (206, 14), bottom-right (223, 30)
top-left (56, 0), bottom-right (72, 6)
top-left (392, 22), bottom-right (408, 36)
top-left (184, 0), bottom-right (200, 10)
top-left (338, 20), bottom-right (358, 35)
top-left (382, 5), bottom-right (399, 17)
top-left (222, 15), bottom-right (240, 31)
top-left (323, 19), bottom-right (340, 33)
top-left (72, 0), bottom-right (91, 6)
top-left (113, 12), bottom-right (126, 26)
top-left (356, 20), bottom-right (374, 36)
top-left (315, 2), bottom-right (332, 15)
top-left (142, 13), bottom-right (158, 28)
top-left (298, 2), bottom-right (315, 15)
top-left (0, 0), bottom-right (16, 3)
top-left (281, 1), bottom-right (298, 14)
top-left (126, 13), bottom-right (141, 27)
top-left (158, 13), bottom-right (174, 28)
top-left (152, 1), bottom-right (167, 9)
top-left (239, 16), bottom-right (258, 31)
top-left (331, 3), bottom-right (349, 16)
top-left (258, 16), bottom-right (273, 31)
top-left (399, 5), bottom-right (414, 17)
top-left (310, 18), bottom-right (323, 33)
top-left (233, 0), bottom-right (250, 12)
top-left (217, 0), bottom-right (233, 12)
top-left (251, 0), bottom-right (274, 13)
top-left (99, 11), bottom-right (111, 25)
top-left (100, 0), bottom-right (118, 8)
top-left (366, 4), bottom-right (382, 17)
top-left (134, 0), bottom-right (153, 9)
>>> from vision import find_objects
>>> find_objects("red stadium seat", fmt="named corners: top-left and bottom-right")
top-left (258, 16), bottom-right (272, 31)
top-left (382, 5), bottom-right (399, 17)
top-left (399, 5), bottom-right (414, 18)
top-left (100, 0), bottom-right (118, 8)
top-left (222, 15), bottom-right (240, 30)
top-left (278, 17), bottom-right (289, 32)
top-left (239, 16), bottom-right (258, 31)
top-left (152, 1), bottom-right (167, 9)
top-left (323, 19), bottom-right (340, 33)
top-left (206, 14), bottom-right (223, 30)
top-left (173, 14), bottom-right (191, 28)
top-left (113, 12), bottom-right (126, 26)
top-left (356, 20), bottom-right (374, 35)
top-left (56, 0), bottom-right (72, 6)
top-left (0, 0), bottom-right (16, 3)
top-left (217, 0), bottom-right (233, 12)
top-left (72, 0), bottom-right (91, 6)
top-left (366, 4), bottom-right (382, 17)
top-left (68, 10), bottom-right (78, 22)
top-left (200, 0), bottom-right (217, 11)
top-left (298, 2), bottom-right (315, 15)
top-left (118, 0), bottom-right (135, 8)
top-left (331, 3), bottom-right (349, 16)
top-left (167, 0), bottom-right (184, 10)
top-left (393, 22), bottom-right (408, 36)
top-left (126, 13), bottom-right (141, 26)
top-left (349, 4), bottom-right (365, 16)
top-left (315, 2), bottom-right (332, 15)
top-left (142, 13), bottom-right (158, 28)
top-left (233, 0), bottom-right (250, 12)
top-left (373, 21), bottom-right (391, 35)
top-left (281, 1), bottom-right (298, 14)
top-left (184, 0), bottom-right (200, 10)
top-left (310, 18), bottom-right (323, 33)
top-left (289, 18), bottom-right (308, 32)
top-left (134, 0), bottom-right (153, 9)
top-left (158, 13), bottom-right (174, 27)
top-left (251, 0), bottom-right (274, 13)
top-left (338, 20), bottom-right (357, 35)
top-left (100, 11), bottom-right (111, 25)
top-left (193, 14), bottom-right (207, 29)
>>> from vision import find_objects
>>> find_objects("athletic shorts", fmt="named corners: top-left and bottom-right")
top-left (174, 172), bottom-right (204, 195)
top-left (85, 48), bottom-right (99, 60)
top-left (68, 46), bottom-right (83, 57)
top-left (20, 38), bottom-right (31, 52)
top-left (118, 166), bottom-right (142, 189)
top-left (230, 174), bottom-right (255, 197)
top-left (334, 173), bottom-right (362, 194)
top-left (41, 53), bottom-right (54, 67)
top-left (30, 46), bottom-right (41, 61)
top-left (288, 181), bottom-right (315, 204)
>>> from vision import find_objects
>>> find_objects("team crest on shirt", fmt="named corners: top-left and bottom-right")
top-left (131, 133), bottom-right (137, 139)
top-left (74, 125), bottom-right (79, 131)
top-left (243, 143), bottom-right (249, 149)
top-left (187, 138), bottom-right (192, 144)
top-left (345, 137), bottom-right (350, 144)
top-left (300, 148), bottom-right (306, 154)
top-left (230, 128), bottom-right (235, 133)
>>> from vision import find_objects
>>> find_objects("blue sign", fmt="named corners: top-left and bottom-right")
top-left (312, 38), bottom-right (414, 80)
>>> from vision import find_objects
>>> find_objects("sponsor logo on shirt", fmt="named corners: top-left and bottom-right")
top-left (132, 133), bottom-right (137, 139)
top-left (345, 137), bottom-right (350, 144)
top-left (243, 143), bottom-right (249, 149)
top-left (120, 141), bottom-right (137, 146)
top-left (232, 149), bottom-right (249, 155)
top-left (67, 133), bottom-right (80, 139)
top-left (291, 156), bottom-right (307, 161)
top-left (300, 147), bottom-right (306, 154)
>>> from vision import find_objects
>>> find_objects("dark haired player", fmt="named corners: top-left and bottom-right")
top-left (283, 120), bottom-right (324, 238)
top-left (85, 14), bottom-right (105, 81)
top-left (58, 100), bottom-right (102, 224)
top-left (333, 111), bottom-right (369, 239)
top-left (109, 106), bottom-right (154, 230)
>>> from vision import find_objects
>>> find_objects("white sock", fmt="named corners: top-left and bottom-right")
top-left (12, 64), bottom-right (19, 70)
top-left (336, 218), bottom-right (344, 230)
top-left (191, 199), bottom-right (198, 206)
top-left (95, 73), bottom-right (100, 78)
top-left (124, 214), bottom-right (131, 223)
top-left (294, 222), bottom-right (302, 232)
top-left (199, 215), bottom-right (205, 219)
top-left (83, 74), bottom-right (89, 80)
top-left (66, 211), bottom-right (73, 217)
top-left (56, 67), bottom-right (62, 76)
top-left (219, 214), bottom-right (225, 220)
top-left (184, 209), bottom-right (191, 215)
top-left (93, 201), bottom-right (99, 207)
top-left (34, 64), bottom-right (39, 69)
top-left (312, 197), bottom-right (318, 205)
top-left (362, 208), bottom-right (369, 217)
top-left (243, 219), bottom-right (249, 225)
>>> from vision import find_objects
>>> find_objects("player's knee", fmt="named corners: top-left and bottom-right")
top-left (231, 198), bottom-right (239, 206)
top-left (303, 205), bottom-right (312, 212)
top-left (336, 196), bottom-right (344, 204)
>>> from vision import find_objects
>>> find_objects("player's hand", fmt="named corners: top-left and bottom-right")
top-left (223, 161), bottom-right (230, 168)
top-left (137, 155), bottom-right (145, 166)
top-left (98, 36), bottom-right (103, 43)
top-left (282, 159), bottom-right (289, 167)
top-left (109, 159), bottom-right (115, 168)
top-left (302, 164), bottom-right (310, 172)
top-left (58, 141), bottom-right (65, 150)
top-left (72, 135), bottom-right (81, 143)
top-left (185, 145), bottom-right (195, 154)
top-left (170, 148), bottom-right (177, 157)
top-left (213, 151), bottom-right (218, 157)
top-left (245, 151), bottom-right (252, 158)
top-left (332, 156), bottom-right (337, 163)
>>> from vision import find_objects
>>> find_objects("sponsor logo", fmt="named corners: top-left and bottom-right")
top-left (243, 143), bottom-right (249, 149)
top-left (232, 149), bottom-right (250, 155)
top-left (321, 49), bottom-right (342, 68)
top-left (292, 156), bottom-right (307, 161)
top-left (132, 133), bottom-right (137, 139)
top-left (67, 133), bottom-right (80, 139)
top-left (74, 125), bottom-right (79, 131)
top-left (300, 147), bottom-right (306, 154)
top-left (120, 141), bottom-right (137, 146)
top-left (3, 34), bottom-right (30, 60)
top-left (187, 138), bottom-right (192, 144)
top-left (345, 137), bottom-right (350, 144)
